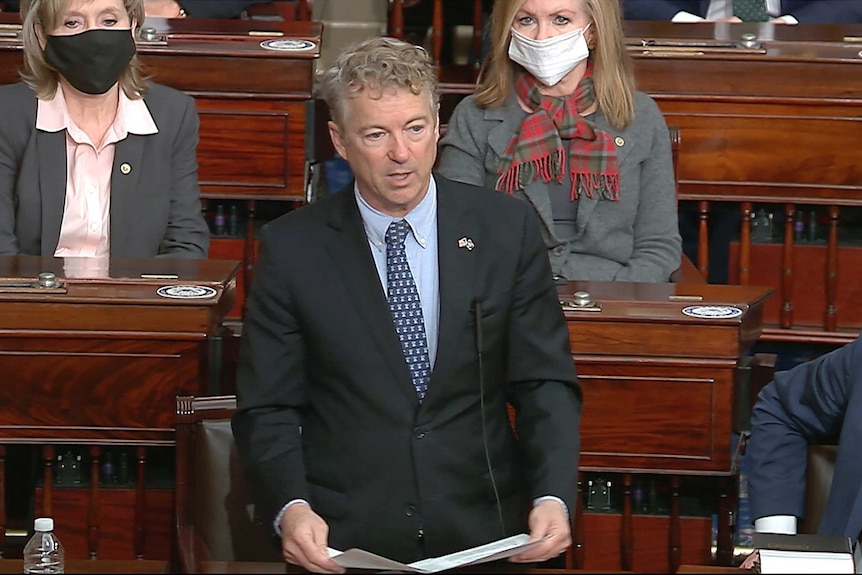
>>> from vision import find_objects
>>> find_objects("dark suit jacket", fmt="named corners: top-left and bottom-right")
top-left (179, 0), bottom-right (273, 19)
top-left (748, 334), bottom-right (862, 537)
top-left (623, 0), bottom-right (862, 23)
top-left (0, 81), bottom-right (209, 258)
top-left (232, 175), bottom-right (582, 563)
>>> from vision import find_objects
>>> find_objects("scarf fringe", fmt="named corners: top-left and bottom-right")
top-left (496, 150), bottom-right (565, 194)
top-left (571, 172), bottom-right (620, 201)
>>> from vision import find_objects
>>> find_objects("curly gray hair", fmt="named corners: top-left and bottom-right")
top-left (321, 36), bottom-right (439, 127)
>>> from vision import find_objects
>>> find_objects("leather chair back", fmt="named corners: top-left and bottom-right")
top-left (176, 396), bottom-right (281, 572)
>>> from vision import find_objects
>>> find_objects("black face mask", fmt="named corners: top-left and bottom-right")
top-left (44, 28), bottom-right (136, 95)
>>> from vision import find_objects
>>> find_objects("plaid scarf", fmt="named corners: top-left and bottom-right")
top-left (496, 69), bottom-right (620, 201)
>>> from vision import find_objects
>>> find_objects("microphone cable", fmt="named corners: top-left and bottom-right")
top-left (474, 298), bottom-right (505, 537)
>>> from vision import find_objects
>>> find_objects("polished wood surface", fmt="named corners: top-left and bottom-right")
top-left (0, 559), bottom-right (168, 573)
top-left (0, 255), bottom-right (237, 442)
top-left (562, 281), bottom-right (769, 473)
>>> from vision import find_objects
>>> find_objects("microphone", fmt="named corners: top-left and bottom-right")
top-left (474, 298), bottom-right (505, 537)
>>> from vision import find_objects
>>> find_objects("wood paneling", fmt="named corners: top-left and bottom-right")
top-left (35, 488), bottom-right (174, 561)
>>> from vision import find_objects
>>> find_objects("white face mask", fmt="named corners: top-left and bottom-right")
top-left (508, 24), bottom-right (591, 87)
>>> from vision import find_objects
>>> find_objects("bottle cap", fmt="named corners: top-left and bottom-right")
top-left (34, 517), bottom-right (54, 532)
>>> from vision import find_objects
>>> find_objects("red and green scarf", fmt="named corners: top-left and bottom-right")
top-left (496, 68), bottom-right (620, 201)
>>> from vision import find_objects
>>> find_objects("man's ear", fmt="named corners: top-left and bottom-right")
top-left (328, 120), bottom-right (348, 160)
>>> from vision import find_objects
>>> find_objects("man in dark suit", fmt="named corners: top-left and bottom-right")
top-left (747, 334), bottom-right (862, 537)
top-left (231, 36), bottom-right (582, 573)
top-left (624, 0), bottom-right (862, 24)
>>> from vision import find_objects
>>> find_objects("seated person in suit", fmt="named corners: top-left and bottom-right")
top-left (231, 36), bottom-right (582, 572)
top-left (0, 0), bottom-right (209, 258)
top-left (143, 0), bottom-right (273, 18)
top-left (747, 334), bottom-right (862, 538)
top-left (437, 0), bottom-right (682, 282)
top-left (624, 0), bottom-right (862, 24)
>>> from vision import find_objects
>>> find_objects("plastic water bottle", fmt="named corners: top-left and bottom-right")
top-left (23, 518), bottom-right (64, 574)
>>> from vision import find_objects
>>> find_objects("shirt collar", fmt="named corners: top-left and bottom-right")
top-left (356, 175), bottom-right (438, 252)
top-left (36, 84), bottom-right (159, 140)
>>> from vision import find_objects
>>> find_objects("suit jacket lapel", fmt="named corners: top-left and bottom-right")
top-left (325, 190), bottom-right (419, 403)
top-left (428, 179), bottom-right (475, 400)
top-left (37, 130), bottom-right (67, 256)
top-left (110, 135), bottom-right (145, 257)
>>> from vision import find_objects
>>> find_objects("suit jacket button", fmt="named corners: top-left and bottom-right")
top-left (405, 504), bottom-right (416, 517)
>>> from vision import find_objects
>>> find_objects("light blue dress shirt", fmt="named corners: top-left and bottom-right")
top-left (355, 177), bottom-right (440, 367)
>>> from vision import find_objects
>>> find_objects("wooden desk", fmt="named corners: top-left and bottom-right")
top-left (0, 559), bottom-right (168, 573)
top-left (623, 21), bottom-right (862, 341)
top-left (559, 281), bottom-right (771, 573)
top-left (0, 256), bottom-right (238, 561)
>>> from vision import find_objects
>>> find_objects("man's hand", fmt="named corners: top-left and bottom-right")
top-left (507, 499), bottom-right (572, 563)
top-left (143, 0), bottom-right (185, 18)
top-left (280, 503), bottom-right (345, 574)
top-left (740, 549), bottom-right (760, 570)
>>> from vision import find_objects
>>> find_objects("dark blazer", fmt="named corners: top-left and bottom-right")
top-left (748, 334), bottom-right (862, 537)
top-left (623, 0), bottom-right (862, 23)
top-left (232, 174), bottom-right (582, 563)
top-left (0, 81), bottom-right (209, 258)
top-left (178, 0), bottom-right (271, 19)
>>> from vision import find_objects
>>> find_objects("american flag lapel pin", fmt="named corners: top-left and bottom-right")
top-left (458, 237), bottom-right (475, 251)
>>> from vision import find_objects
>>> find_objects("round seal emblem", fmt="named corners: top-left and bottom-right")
top-left (156, 285), bottom-right (218, 299)
top-left (259, 39), bottom-right (316, 52)
top-left (682, 305), bottom-right (744, 319)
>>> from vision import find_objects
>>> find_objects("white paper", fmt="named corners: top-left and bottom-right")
top-left (327, 533), bottom-right (541, 573)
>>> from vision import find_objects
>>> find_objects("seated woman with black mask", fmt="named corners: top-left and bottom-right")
top-left (0, 0), bottom-right (209, 259)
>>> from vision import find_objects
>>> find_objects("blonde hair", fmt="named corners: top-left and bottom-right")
top-left (19, 0), bottom-right (148, 99)
top-left (321, 36), bottom-right (439, 127)
top-left (476, 0), bottom-right (635, 130)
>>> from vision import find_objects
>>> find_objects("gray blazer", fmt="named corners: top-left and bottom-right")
top-left (0, 81), bottom-right (209, 258)
top-left (438, 91), bottom-right (681, 282)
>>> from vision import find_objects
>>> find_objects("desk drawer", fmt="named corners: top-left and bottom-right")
top-left (576, 357), bottom-right (736, 474)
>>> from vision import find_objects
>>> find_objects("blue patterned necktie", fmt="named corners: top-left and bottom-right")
top-left (733, 0), bottom-right (769, 22)
top-left (385, 220), bottom-right (431, 403)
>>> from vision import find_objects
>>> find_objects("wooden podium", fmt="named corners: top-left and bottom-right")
top-left (559, 280), bottom-right (772, 573)
top-left (0, 255), bottom-right (238, 561)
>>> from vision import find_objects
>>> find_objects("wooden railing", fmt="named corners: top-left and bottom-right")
top-left (681, 199), bottom-right (862, 344)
